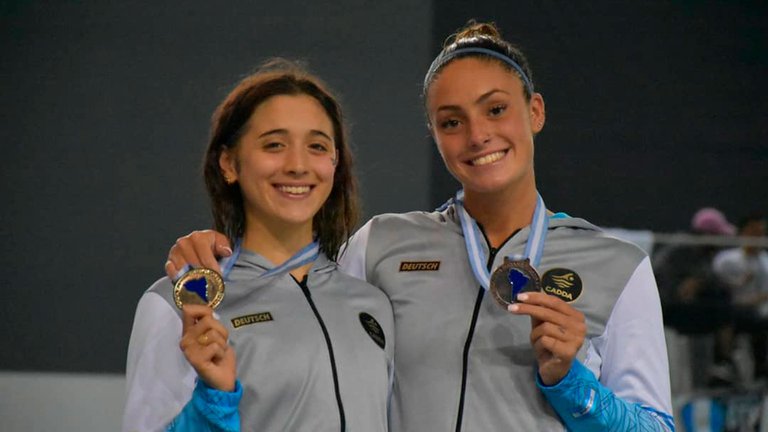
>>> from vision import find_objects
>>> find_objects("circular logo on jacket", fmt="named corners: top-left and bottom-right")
top-left (359, 312), bottom-right (385, 350)
top-left (541, 268), bottom-right (582, 303)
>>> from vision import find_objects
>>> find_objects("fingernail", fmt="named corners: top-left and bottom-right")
top-left (220, 246), bottom-right (233, 256)
top-left (517, 293), bottom-right (529, 301)
top-left (173, 265), bottom-right (190, 282)
top-left (508, 304), bottom-right (520, 312)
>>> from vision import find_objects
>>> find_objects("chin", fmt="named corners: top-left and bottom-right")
top-left (277, 213), bottom-right (317, 226)
top-left (460, 176), bottom-right (515, 195)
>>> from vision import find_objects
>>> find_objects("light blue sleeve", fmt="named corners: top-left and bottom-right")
top-left (166, 379), bottom-right (243, 432)
top-left (537, 360), bottom-right (675, 431)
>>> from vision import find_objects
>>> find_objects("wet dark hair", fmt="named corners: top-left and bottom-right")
top-left (423, 20), bottom-right (535, 103)
top-left (203, 58), bottom-right (359, 260)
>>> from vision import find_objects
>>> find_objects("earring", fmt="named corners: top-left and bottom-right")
top-left (224, 175), bottom-right (235, 185)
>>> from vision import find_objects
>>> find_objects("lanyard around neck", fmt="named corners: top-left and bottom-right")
top-left (225, 238), bottom-right (320, 279)
top-left (453, 189), bottom-right (549, 291)
top-left (175, 237), bottom-right (320, 282)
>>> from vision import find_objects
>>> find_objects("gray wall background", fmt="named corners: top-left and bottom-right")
top-left (1, 0), bottom-right (431, 373)
top-left (1, 1), bottom-right (766, 376)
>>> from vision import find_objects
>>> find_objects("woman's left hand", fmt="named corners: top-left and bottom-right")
top-left (508, 292), bottom-right (586, 386)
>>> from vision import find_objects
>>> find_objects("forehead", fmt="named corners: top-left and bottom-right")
top-left (427, 57), bottom-right (525, 107)
top-left (248, 94), bottom-right (333, 132)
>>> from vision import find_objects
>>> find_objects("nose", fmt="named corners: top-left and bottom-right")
top-left (467, 116), bottom-right (491, 148)
top-left (285, 145), bottom-right (309, 176)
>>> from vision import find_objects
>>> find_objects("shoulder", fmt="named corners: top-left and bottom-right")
top-left (145, 275), bottom-right (174, 296)
top-left (142, 276), bottom-right (179, 313)
top-left (330, 268), bottom-right (390, 305)
top-left (548, 217), bottom-right (648, 267)
top-left (364, 210), bottom-right (462, 250)
top-left (367, 210), bottom-right (452, 232)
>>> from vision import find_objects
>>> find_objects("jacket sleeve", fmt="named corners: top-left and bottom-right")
top-left (538, 360), bottom-right (674, 431)
top-left (166, 380), bottom-right (243, 432)
top-left (123, 288), bottom-right (197, 432)
top-left (539, 256), bottom-right (675, 431)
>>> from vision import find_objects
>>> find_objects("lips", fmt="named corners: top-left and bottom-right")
top-left (468, 150), bottom-right (507, 166)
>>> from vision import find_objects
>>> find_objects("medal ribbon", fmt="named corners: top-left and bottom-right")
top-left (259, 240), bottom-right (320, 279)
top-left (175, 237), bottom-right (320, 281)
top-left (453, 189), bottom-right (549, 291)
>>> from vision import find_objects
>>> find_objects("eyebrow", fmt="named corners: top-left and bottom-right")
top-left (435, 89), bottom-right (511, 113)
top-left (257, 128), bottom-right (333, 141)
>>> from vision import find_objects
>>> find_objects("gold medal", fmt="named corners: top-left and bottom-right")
top-left (173, 268), bottom-right (225, 310)
top-left (489, 257), bottom-right (541, 307)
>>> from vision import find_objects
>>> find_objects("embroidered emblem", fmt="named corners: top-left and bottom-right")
top-left (359, 312), bottom-right (386, 349)
top-left (541, 268), bottom-right (583, 303)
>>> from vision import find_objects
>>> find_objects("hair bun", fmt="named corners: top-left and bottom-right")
top-left (451, 20), bottom-right (502, 44)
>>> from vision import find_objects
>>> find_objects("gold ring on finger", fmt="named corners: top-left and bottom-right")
top-left (197, 332), bottom-right (209, 345)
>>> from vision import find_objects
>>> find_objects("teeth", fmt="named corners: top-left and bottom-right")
top-left (278, 185), bottom-right (311, 194)
top-left (471, 151), bottom-right (505, 166)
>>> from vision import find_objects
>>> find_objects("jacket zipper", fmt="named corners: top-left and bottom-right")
top-left (296, 275), bottom-right (346, 432)
top-left (455, 225), bottom-right (521, 431)
top-left (454, 245), bottom-right (499, 432)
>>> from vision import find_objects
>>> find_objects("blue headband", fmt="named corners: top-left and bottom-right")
top-left (424, 47), bottom-right (534, 96)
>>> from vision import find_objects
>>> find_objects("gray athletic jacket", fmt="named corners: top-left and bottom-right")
top-left (340, 207), bottom-right (672, 431)
top-left (123, 250), bottom-right (394, 432)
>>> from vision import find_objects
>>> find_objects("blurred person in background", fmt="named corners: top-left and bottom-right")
top-left (713, 213), bottom-right (768, 379)
top-left (653, 207), bottom-right (736, 386)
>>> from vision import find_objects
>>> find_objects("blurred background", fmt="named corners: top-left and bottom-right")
top-left (1, 1), bottom-right (766, 430)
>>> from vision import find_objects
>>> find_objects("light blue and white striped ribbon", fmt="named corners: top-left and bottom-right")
top-left (260, 240), bottom-right (320, 278)
top-left (174, 237), bottom-right (319, 281)
top-left (453, 189), bottom-right (549, 291)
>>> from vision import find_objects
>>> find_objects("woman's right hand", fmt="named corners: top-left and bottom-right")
top-left (180, 304), bottom-right (236, 392)
top-left (165, 230), bottom-right (232, 279)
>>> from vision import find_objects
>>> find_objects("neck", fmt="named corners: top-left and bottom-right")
top-left (463, 179), bottom-right (538, 248)
top-left (242, 216), bottom-right (314, 268)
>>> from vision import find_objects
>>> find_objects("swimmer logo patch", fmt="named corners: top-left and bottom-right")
top-left (359, 312), bottom-right (386, 349)
top-left (541, 268), bottom-right (582, 303)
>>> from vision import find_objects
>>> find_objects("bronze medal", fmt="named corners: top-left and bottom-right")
top-left (490, 257), bottom-right (541, 307)
top-left (173, 268), bottom-right (225, 310)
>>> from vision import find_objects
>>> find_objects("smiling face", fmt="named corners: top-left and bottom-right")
top-left (219, 94), bottom-right (337, 233)
top-left (426, 57), bottom-right (545, 198)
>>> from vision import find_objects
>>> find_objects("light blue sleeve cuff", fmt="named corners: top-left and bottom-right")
top-left (166, 379), bottom-right (243, 432)
top-left (536, 360), bottom-right (674, 431)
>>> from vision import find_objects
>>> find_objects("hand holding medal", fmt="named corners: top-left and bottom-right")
top-left (179, 304), bottom-right (236, 392)
top-left (508, 292), bottom-right (586, 386)
top-left (173, 239), bottom-right (240, 391)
